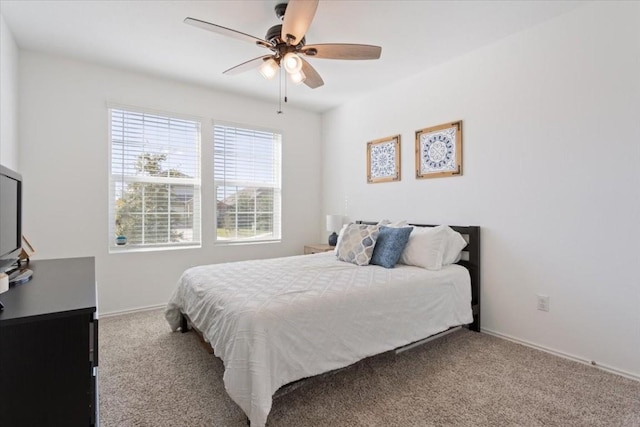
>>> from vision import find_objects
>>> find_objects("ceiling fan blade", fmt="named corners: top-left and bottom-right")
top-left (281, 0), bottom-right (319, 45)
top-left (184, 17), bottom-right (271, 49)
top-left (223, 55), bottom-right (272, 75)
top-left (300, 58), bottom-right (324, 89)
top-left (302, 44), bottom-right (382, 60)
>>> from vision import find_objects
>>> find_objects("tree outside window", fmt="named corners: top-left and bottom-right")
top-left (109, 108), bottom-right (201, 251)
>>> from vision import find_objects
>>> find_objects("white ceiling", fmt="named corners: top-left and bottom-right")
top-left (1, 0), bottom-right (583, 113)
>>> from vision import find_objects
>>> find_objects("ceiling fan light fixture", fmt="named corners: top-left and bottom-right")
top-left (290, 70), bottom-right (306, 85)
top-left (282, 52), bottom-right (303, 74)
top-left (185, 0), bottom-right (381, 102)
top-left (259, 58), bottom-right (279, 80)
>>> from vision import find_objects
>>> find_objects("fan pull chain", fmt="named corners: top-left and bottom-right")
top-left (284, 71), bottom-right (288, 104)
top-left (277, 67), bottom-right (283, 114)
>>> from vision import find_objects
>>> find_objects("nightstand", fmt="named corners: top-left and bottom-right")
top-left (304, 244), bottom-right (335, 254)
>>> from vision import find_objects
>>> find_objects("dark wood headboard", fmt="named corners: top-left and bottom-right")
top-left (357, 221), bottom-right (481, 332)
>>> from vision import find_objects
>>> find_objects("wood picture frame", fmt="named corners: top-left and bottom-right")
top-left (415, 121), bottom-right (462, 179)
top-left (367, 134), bottom-right (401, 183)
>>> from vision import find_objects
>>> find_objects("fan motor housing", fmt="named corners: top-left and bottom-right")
top-left (265, 24), bottom-right (305, 48)
top-left (265, 25), bottom-right (282, 44)
top-left (274, 3), bottom-right (287, 20)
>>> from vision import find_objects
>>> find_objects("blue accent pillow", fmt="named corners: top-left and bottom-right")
top-left (370, 226), bottom-right (413, 268)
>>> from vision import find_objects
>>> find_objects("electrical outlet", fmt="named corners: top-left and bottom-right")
top-left (537, 294), bottom-right (550, 312)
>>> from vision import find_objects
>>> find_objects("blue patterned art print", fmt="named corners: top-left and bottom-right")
top-left (371, 142), bottom-right (396, 178)
top-left (416, 121), bottom-right (462, 179)
top-left (367, 135), bottom-right (401, 183)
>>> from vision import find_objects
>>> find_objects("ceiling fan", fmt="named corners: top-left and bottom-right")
top-left (184, 0), bottom-right (382, 90)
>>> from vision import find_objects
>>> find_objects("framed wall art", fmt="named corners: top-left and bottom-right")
top-left (415, 121), bottom-right (462, 179)
top-left (367, 134), bottom-right (401, 183)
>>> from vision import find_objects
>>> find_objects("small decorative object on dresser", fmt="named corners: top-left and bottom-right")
top-left (415, 120), bottom-right (462, 179)
top-left (304, 244), bottom-right (334, 255)
top-left (0, 273), bottom-right (8, 310)
top-left (367, 134), bottom-right (401, 183)
top-left (19, 235), bottom-right (35, 263)
top-left (326, 214), bottom-right (343, 246)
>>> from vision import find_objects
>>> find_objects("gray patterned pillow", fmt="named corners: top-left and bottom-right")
top-left (336, 224), bottom-right (380, 265)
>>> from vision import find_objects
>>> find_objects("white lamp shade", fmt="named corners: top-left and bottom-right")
top-left (289, 70), bottom-right (306, 85)
top-left (326, 214), bottom-right (343, 232)
top-left (259, 58), bottom-right (279, 80)
top-left (283, 52), bottom-right (303, 73)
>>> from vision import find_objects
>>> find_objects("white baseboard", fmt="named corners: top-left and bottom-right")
top-left (99, 303), bottom-right (166, 318)
top-left (482, 327), bottom-right (639, 382)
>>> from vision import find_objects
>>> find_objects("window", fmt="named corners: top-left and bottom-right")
top-left (109, 107), bottom-right (201, 251)
top-left (214, 123), bottom-right (282, 243)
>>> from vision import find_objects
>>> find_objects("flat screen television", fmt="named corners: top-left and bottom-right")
top-left (0, 165), bottom-right (22, 274)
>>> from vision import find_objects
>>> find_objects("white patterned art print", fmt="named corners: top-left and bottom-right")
top-left (415, 121), bottom-right (462, 179)
top-left (367, 135), bottom-right (401, 183)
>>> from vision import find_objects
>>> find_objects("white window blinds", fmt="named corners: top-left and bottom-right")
top-left (109, 107), bottom-right (201, 250)
top-left (214, 123), bottom-right (282, 242)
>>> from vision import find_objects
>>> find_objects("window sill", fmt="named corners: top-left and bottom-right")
top-left (109, 244), bottom-right (201, 254)
top-left (214, 239), bottom-right (281, 247)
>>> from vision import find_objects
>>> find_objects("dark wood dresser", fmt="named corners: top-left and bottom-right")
top-left (0, 257), bottom-right (98, 426)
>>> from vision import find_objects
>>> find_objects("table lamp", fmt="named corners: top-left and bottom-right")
top-left (326, 214), bottom-right (343, 246)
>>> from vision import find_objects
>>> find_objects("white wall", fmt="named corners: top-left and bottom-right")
top-left (18, 52), bottom-right (322, 314)
top-left (322, 2), bottom-right (640, 377)
top-left (0, 13), bottom-right (19, 170)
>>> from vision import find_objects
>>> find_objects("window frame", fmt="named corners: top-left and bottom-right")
top-left (213, 121), bottom-right (283, 245)
top-left (108, 104), bottom-right (202, 253)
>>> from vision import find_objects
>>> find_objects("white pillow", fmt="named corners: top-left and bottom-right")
top-left (442, 226), bottom-right (467, 266)
top-left (399, 225), bottom-right (448, 270)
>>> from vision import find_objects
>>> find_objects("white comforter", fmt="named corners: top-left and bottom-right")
top-left (165, 252), bottom-right (472, 426)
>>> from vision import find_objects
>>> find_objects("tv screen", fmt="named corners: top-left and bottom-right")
top-left (0, 165), bottom-right (22, 273)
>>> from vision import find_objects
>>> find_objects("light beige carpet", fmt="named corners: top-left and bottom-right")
top-left (99, 309), bottom-right (640, 426)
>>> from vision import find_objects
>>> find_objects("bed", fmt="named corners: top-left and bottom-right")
top-left (165, 223), bottom-right (480, 426)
